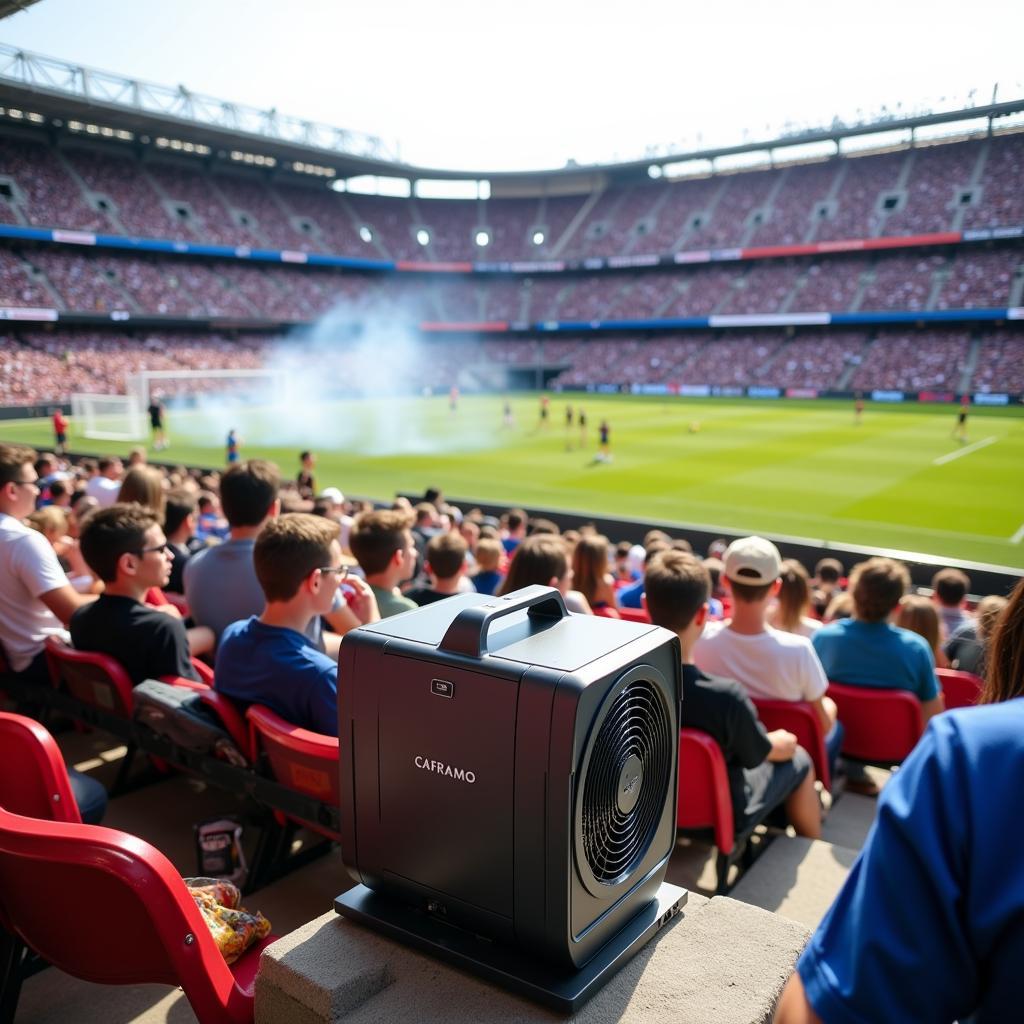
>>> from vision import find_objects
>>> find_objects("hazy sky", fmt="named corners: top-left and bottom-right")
top-left (2, 0), bottom-right (1023, 171)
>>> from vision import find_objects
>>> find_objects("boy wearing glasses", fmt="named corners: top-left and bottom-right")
top-left (214, 514), bottom-right (375, 736)
top-left (71, 503), bottom-right (200, 684)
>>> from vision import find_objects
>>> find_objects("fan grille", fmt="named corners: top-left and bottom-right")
top-left (581, 679), bottom-right (673, 886)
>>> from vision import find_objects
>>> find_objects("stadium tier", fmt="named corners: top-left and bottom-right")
top-left (2, 132), bottom-right (1024, 260)
top-left (5, 326), bottom-right (1024, 406)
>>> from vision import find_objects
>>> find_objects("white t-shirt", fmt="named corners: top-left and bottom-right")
top-left (0, 513), bottom-right (71, 671)
top-left (85, 475), bottom-right (121, 507)
top-left (693, 619), bottom-right (828, 703)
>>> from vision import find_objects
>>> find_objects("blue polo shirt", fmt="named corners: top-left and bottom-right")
top-left (811, 618), bottom-right (939, 700)
top-left (797, 700), bottom-right (1024, 1022)
top-left (214, 617), bottom-right (338, 736)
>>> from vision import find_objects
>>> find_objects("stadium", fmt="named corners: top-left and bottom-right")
top-left (1, 4), bottom-right (1024, 1022)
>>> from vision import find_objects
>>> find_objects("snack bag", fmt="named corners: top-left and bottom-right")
top-left (184, 876), bottom-right (271, 963)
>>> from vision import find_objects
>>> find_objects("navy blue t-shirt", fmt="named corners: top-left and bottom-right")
top-left (214, 617), bottom-right (338, 736)
top-left (797, 700), bottom-right (1024, 1022)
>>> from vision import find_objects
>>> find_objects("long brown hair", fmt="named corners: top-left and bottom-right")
top-left (774, 559), bottom-right (812, 632)
top-left (895, 595), bottom-right (942, 662)
top-left (498, 535), bottom-right (568, 595)
top-left (981, 578), bottom-right (1023, 704)
top-left (571, 534), bottom-right (611, 607)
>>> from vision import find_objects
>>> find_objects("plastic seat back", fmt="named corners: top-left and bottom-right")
top-left (0, 713), bottom-right (81, 824)
top-left (936, 668), bottom-right (983, 710)
top-left (44, 636), bottom-right (134, 718)
top-left (617, 606), bottom-right (651, 624)
top-left (677, 728), bottom-right (734, 855)
top-left (751, 698), bottom-right (831, 792)
top-left (0, 807), bottom-right (268, 1024)
top-left (828, 681), bottom-right (924, 765)
top-left (246, 705), bottom-right (340, 840)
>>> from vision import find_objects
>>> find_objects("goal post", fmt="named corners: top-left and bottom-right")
top-left (70, 393), bottom-right (146, 441)
top-left (126, 368), bottom-right (291, 410)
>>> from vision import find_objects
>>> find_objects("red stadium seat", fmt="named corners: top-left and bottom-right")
top-left (827, 681), bottom-right (924, 766)
top-left (246, 705), bottom-right (340, 842)
top-left (751, 698), bottom-right (831, 793)
top-left (617, 606), bottom-right (651, 624)
top-left (158, 677), bottom-right (254, 765)
top-left (0, 713), bottom-right (81, 824)
top-left (44, 636), bottom-right (133, 719)
top-left (936, 668), bottom-right (984, 710)
top-left (592, 605), bottom-right (621, 619)
top-left (677, 728), bottom-right (735, 894)
top-left (0, 805), bottom-right (275, 1024)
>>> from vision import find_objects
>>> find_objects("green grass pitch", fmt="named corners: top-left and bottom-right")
top-left (4, 394), bottom-right (1023, 569)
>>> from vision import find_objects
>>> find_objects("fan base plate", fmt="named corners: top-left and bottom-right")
top-left (335, 882), bottom-right (688, 1013)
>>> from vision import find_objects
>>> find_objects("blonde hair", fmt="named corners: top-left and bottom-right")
top-left (117, 465), bottom-right (166, 522)
top-left (474, 537), bottom-right (502, 573)
top-left (27, 505), bottom-right (69, 540)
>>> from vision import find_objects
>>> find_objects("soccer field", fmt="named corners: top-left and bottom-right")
top-left (4, 394), bottom-right (1024, 569)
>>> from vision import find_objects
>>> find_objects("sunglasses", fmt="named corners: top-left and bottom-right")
top-left (133, 542), bottom-right (171, 556)
top-left (318, 564), bottom-right (349, 579)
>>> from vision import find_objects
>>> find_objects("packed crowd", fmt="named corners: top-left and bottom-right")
top-left (1, 132), bottom-right (1023, 261)
top-left (1, 243), bottom-right (1020, 326)
top-left (3, 326), bottom-right (1024, 406)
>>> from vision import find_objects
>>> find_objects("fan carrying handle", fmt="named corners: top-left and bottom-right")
top-left (439, 585), bottom-right (569, 659)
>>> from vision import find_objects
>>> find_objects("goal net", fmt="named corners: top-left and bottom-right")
top-left (71, 393), bottom-right (146, 441)
top-left (125, 368), bottom-right (291, 410)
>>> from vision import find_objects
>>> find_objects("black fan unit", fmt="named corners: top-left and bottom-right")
top-left (336, 586), bottom-right (685, 1010)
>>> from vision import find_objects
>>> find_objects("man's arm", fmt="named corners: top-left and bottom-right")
top-left (920, 694), bottom-right (945, 722)
top-left (39, 584), bottom-right (96, 626)
top-left (774, 971), bottom-right (823, 1024)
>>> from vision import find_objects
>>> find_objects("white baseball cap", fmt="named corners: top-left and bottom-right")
top-left (723, 536), bottom-right (782, 585)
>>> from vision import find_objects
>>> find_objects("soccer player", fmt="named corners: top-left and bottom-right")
top-left (296, 450), bottom-right (316, 501)
top-left (226, 428), bottom-right (241, 465)
top-left (148, 395), bottom-right (167, 450)
top-left (51, 407), bottom-right (68, 456)
top-left (597, 419), bottom-right (611, 461)
top-left (538, 394), bottom-right (550, 429)
top-left (951, 395), bottom-right (969, 442)
top-left (502, 399), bottom-right (514, 429)
top-left (853, 393), bottom-right (864, 425)
top-left (578, 407), bottom-right (587, 447)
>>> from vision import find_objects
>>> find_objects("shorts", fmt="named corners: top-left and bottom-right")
top-left (737, 745), bottom-right (812, 835)
top-left (55, 432), bottom-right (66, 445)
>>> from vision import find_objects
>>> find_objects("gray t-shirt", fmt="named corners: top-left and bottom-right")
top-left (184, 537), bottom-right (333, 649)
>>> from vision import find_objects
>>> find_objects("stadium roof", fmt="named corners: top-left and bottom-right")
top-left (2, 42), bottom-right (1023, 185)
top-left (0, 1), bottom-right (41, 20)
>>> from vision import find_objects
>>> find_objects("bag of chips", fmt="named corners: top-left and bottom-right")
top-left (184, 876), bottom-right (271, 963)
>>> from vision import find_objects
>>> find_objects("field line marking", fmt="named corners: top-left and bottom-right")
top-left (1011, 523), bottom-right (1024, 545)
top-left (932, 436), bottom-right (998, 466)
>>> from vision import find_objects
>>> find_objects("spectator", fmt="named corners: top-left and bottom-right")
top-left (348, 508), bottom-right (418, 618)
top-left (471, 537), bottom-right (504, 596)
top-left (702, 556), bottom-right (726, 618)
top-left (823, 591), bottom-right (854, 622)
top-left (693, 536), bottom-right (843, 779)
top-left (945, 593), bottom-right (1008, 676)
top-left (895, 594), bottom-right (949, 668)
top-left (502, 508), bottom-right (528, 554)
top-left (405, 532), bottom-right (468, 606)
top-left (571, 534), bottom-right (618, 616)
top-left (164, 489), bottom-right (200, 595)
top-left (296, 450), bottom-right (316, 501)
top-left (811, 557), bottom-right (844, 618)
top-left (184, 460), bottom-right (282, 643)
top-left (117, 464), bottom-right (167, 522)
top-left (980, 578), bottom-right (1024, 704)
top-left (0, 444), bottom-right (94, 682)
top-left (195, 490), bottom-right (229, 542)
top-left (931, 567), bottom-right (972, 639)
top-left (84, 456), bottom-right (123, 507)
top-left (613, 540), bottom-right (639, 582)
top-left (769, 559), bottom-right (821, 638)
top-left (775, 702), bottom-right (1024, 1023)
top-left (644, 550), bottom-right (820, 840)
top-left (215, 514), bottom-right (375, 736)
top-left (812, 556), bottom-right (943, 716)
top-left (498, 534), bottom-right (592, 614)
top-left (71, 504), bottom-right (199, 685)
top-left (617, 540), bottom-right (671, 610)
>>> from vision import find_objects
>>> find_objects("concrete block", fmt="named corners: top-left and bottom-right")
top-left (257, 894), bottom-right (809, 1024)
top-left (729, 837), bottom-right (858, 929)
